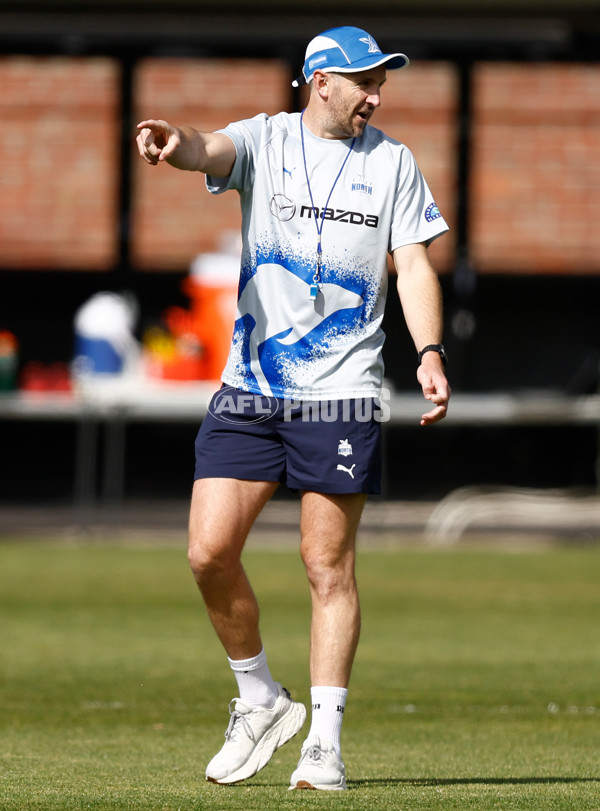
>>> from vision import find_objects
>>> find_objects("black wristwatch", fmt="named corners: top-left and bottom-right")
top-left (418, 344), bottom-right (448, 367)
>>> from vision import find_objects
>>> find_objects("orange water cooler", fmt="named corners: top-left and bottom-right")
top-left (144, 238), bottom-right (241, 383)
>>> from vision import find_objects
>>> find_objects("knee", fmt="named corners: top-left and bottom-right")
top-left (300, 538), bottom-right (355, 599)
top-left (187, 540), bottom-right (212, 583)
top-left (187, 533), bottom-right (236, 585)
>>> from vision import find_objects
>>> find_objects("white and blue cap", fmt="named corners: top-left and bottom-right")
top-left (292, 26), bottom-right (409, 87)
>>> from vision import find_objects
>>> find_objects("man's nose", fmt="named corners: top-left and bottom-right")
top-left (366, 89), bottom-right (381, 107)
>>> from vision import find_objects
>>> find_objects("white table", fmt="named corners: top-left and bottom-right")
top-left (1, 382), bottom-right (599, 511)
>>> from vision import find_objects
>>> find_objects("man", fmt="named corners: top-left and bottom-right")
top-left (136, 25), bottom-right (450, 791)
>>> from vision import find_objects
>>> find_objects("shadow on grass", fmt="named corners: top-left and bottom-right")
top-left (239, 775), bottom-right (600, 791)
top-left (350, 776), bottom-right (600, 788)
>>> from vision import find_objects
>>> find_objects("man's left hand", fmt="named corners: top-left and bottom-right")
top-left (417, 365), bottom-right (450, 426)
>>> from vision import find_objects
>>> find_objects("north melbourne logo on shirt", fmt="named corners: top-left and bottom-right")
top-left (351, 174), bottom-right (373, 196)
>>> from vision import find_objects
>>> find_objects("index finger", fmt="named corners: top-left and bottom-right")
top-left (137, 119), bottom-right (161, 130)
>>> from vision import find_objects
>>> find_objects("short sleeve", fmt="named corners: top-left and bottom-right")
top-left (205, 114), bottom-right (269, 195)
top-left (389, 145), bottom-right (449, 251)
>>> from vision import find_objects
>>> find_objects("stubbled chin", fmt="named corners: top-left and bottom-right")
top-left (354, 117), bottom-right (368, 135)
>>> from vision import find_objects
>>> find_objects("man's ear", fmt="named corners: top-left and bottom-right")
top-left (312, 70), bottom-right (331, 100)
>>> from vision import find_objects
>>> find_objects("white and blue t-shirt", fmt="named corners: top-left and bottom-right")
top-left (206, 111), bottom-right (448, 401)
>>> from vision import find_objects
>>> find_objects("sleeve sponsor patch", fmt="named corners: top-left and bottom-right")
top-left (425, 202), bottom-right (441, 222)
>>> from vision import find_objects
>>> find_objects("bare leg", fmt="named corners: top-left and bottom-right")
top-left (299, 491), bottom-right (367, 687)
top-left (188, 477), bottom-right (278, 660)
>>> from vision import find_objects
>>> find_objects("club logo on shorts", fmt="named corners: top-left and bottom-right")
top-left (338, 439), bottom-right (353, 457)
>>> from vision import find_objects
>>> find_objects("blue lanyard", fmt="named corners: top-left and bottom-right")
top-left (300, 110), bottom-right (356, 300)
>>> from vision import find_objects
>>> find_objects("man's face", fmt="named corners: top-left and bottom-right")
top-left (322, 66), bottom-right (387, 139)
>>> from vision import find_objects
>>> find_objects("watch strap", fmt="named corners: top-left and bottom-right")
top-left (418, 344), bottom-right (447, 366)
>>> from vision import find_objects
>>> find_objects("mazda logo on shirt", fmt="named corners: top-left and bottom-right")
top-left (270, 194), bottom-right (296, 221)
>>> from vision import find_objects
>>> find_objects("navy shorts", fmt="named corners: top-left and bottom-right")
top-left (194, 386), bottom-right (383, 494)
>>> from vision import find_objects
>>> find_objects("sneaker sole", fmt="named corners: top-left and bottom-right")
top-left (290, 778), bottom-right (347, 791)
top-left (206, 700), bottom-right (307, 785)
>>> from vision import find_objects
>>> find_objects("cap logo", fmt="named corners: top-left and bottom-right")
top-left (308, 54), bottom-right (328, 69)
top-left (359, 35), bottom-right (381, 54)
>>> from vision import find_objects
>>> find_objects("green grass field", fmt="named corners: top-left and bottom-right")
top-left (1, 537), bottom-right (600, 810)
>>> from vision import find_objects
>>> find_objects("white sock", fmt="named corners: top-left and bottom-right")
top-left (227, 648), bottom-right (279, 709)
top-left (308, 686), bottom-right (348, 756)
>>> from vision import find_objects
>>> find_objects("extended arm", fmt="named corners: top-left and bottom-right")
top-left (136, 119), bottom-right (236, 177)
top-left (393, 242), bottom-right (450, 426)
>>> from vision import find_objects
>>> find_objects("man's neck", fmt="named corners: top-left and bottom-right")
top-left (301, 105), bottom-right (345, 141)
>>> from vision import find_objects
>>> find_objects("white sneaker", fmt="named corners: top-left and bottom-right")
top-left (206, 684), bottom-right (306, 785)
top-left (289, 737), bottom-right (347, 791)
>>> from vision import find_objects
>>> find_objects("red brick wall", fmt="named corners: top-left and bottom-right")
top-left (130, 58), bottom-right (291, 270)
top-left (0, 56), bottom-right (120, 270)
top-left (471, 63), bottom-right (600, 274)
top-left (2, 56), bottom-right (599, 276)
